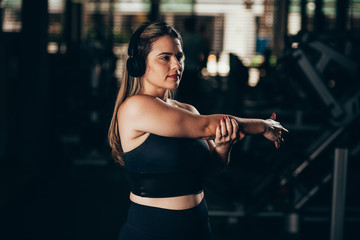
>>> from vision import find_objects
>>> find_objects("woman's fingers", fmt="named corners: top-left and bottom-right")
top-left (220, 116), bottom-right (228, 137)
top-left (221, 116), bottom-right (236, 140)
top-left (274, 128), bottom-right (286, 148)
top-left (225, 116), bottom-right (233, 137)
top-left (270, 112), bottom-right (276, 120)
top-left (283, 127), bottom-right (289, 133)
top-left (267, 113), bottom-right (289, 134)
top-left (215, 124), bottom-right (221, 142)
top-left (264, 113), bottom-right (289, 149)
top-left (275, 125), bottom-right (289, 134)
top-left (230, 118), bottom-right (241, 143)
top-left (217, 116), bottom-right (235, 142)
top-left (239, 131), bottom-right (245, 140)
top-left (216, 117), bottom-right (245, 148)
top-left (230, 118), bottom-right (238, 138)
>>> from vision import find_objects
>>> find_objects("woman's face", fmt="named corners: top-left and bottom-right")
top-left (141, 35), bottom-right (184, 95)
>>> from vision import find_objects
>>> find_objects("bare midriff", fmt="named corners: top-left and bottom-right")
top-left (129, 191), bottom-right (204, 210)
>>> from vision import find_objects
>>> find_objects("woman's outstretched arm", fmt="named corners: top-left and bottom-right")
top-left (118, 94), bottom-right (288, 145)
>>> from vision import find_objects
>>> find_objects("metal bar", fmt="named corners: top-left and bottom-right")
top-left (309, 127), bottom-right (344, 161)
top-left (284, 213), bottom-right (300, 235)
top-left (330, 148), bottom-right (348, 240)
top-left (295, 173), bottom-right (332, 210)
top-left (292, 127), bottom-right (343, 178)
top-left (309, 41), bottom-right (358, 77)
top-left (293, 49), bottom-right (344, 120)
top-left (316, 54), bottom-right (330, 73)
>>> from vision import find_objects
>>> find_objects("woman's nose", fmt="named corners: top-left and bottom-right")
top-left (171, 57), bottom-right (181, 70)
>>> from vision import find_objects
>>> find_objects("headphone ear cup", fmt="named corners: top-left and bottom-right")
top-left (127, 55), bottom-right (146, 77)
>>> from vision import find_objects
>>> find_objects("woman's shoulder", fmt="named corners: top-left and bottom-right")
top-left (118, 95), bottom-right (154, 118)
top-left (123, 94), bottom-right (156, 105)
top-left (120, 94), bottom-right (156, 108)
top-left (118, 95), bottom-right (199, 119)
top-left (118, 94), bottom-right (174, 119)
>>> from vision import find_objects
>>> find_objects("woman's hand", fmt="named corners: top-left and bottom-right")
top-left (263, 113), bottom-right (289, 149)
top-left (214, 116), bottom-right (245, 156)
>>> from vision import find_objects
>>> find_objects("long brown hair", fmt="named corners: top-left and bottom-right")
top-left (108, 21), bottom-right (183, 166)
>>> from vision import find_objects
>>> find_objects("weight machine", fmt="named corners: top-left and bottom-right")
top-left (279, 33), bottom-right (360, 239)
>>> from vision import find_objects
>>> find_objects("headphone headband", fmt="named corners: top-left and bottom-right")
top-left (126, 22), bottom-right (152, 77)
top-left (127, 22), bottom-right (151, 57)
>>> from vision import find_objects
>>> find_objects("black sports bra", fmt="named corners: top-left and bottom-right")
top-left (123, 133), bottom-right (210, 197)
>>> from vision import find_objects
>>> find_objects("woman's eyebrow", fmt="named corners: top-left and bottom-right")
top-left (156, 52), bottom-right (173, 56)
top-left (156, 51), bottom-right (184, 57)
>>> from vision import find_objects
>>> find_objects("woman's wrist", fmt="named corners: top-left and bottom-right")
top-left (261, 119), bottom-right (268, 134)
top-left (234, 118), bottom-right (267, 135)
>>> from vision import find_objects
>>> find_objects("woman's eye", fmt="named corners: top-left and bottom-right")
top-left (161, 56), bottom-right (170, 61)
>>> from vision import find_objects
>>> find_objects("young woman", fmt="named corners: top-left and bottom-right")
top-left (108, 21), bottom-right (288, 240)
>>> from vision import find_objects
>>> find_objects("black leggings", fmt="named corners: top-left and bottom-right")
top-left (118, 198), bottom-right (212, 240)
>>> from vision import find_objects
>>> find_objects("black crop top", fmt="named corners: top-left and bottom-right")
top-left (123, 133), bottom-right (210, 198)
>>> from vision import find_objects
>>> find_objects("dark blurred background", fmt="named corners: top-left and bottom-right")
top-left (1, 0), bottom-right (360, 240)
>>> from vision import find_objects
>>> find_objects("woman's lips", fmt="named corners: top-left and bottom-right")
top-left (168, 74), bottom-right (179, 79)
